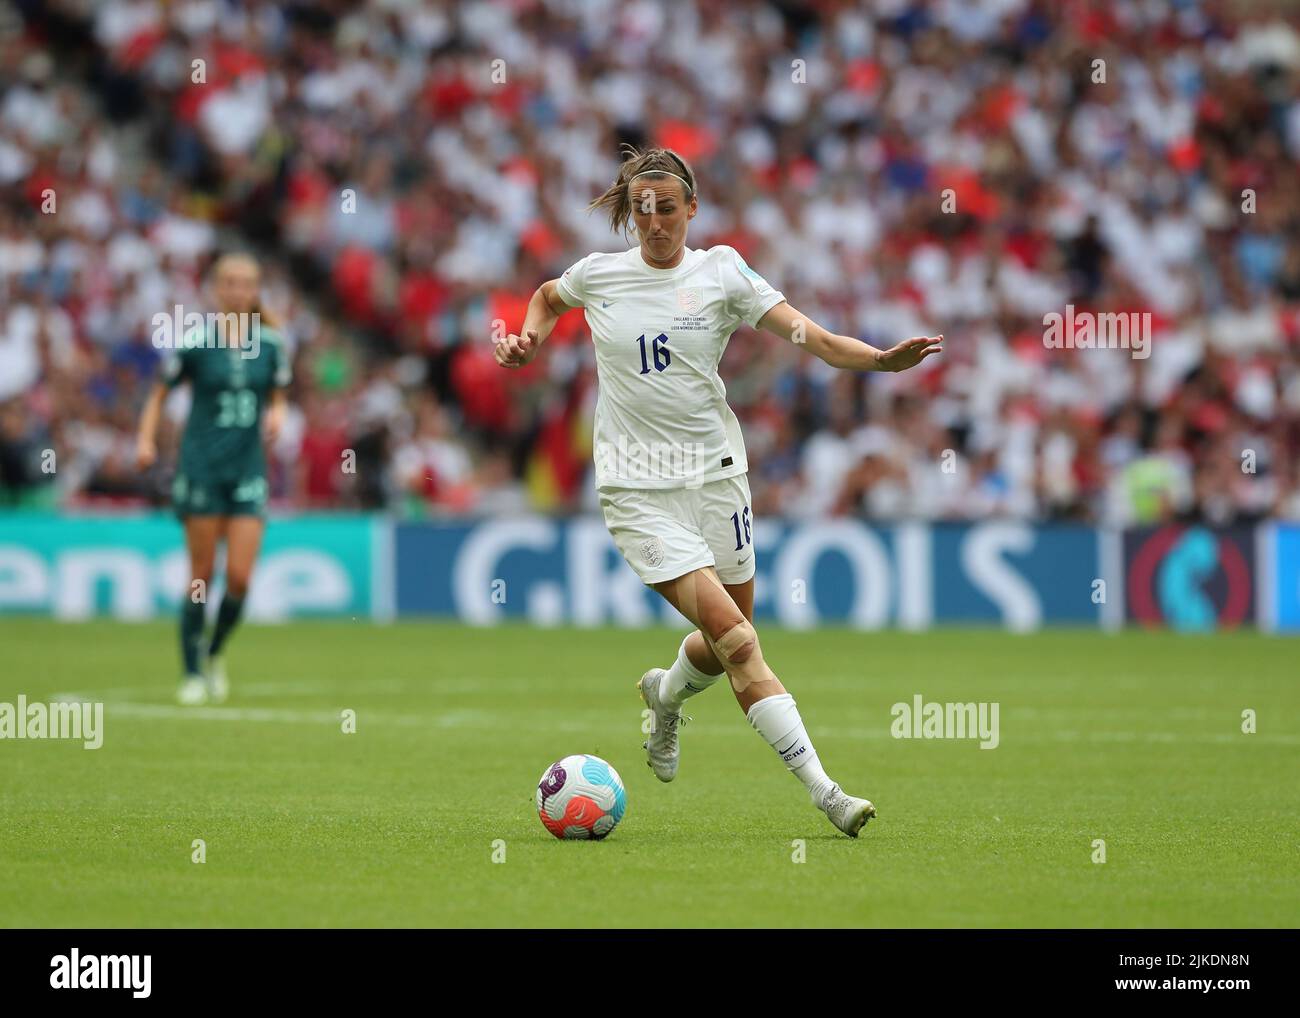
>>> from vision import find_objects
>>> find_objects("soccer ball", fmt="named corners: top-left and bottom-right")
top-left (535, 754), bottom-right (627, 840)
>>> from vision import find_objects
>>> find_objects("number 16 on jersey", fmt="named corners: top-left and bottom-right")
top-left (636, 333), bottom-right (671, 375)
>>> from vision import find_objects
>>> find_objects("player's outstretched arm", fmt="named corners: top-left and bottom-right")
top-left (756, 301), bottom-right (942, 373)
top-left (494, 278), bottom-right (576, 369)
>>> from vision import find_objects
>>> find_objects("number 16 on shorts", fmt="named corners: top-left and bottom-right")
top-left (730, 505), bottom-right (751, 551)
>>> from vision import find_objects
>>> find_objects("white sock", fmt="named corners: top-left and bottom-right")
top-left (660, 635), bottom-right (723, 709)
top-left (746, 693), bottom-right (836, 808)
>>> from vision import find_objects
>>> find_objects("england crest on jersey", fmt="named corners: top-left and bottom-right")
top-left (676, 287), bottom-right (702, 315)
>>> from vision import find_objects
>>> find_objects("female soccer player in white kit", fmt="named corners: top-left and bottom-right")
top-left (495, 147), bottom-right (941, 837)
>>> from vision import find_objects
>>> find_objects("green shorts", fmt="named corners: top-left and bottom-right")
top-left (172, 472), bottom-right (268, 518)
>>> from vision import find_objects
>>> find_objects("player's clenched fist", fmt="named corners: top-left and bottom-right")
top-left (494, 329), bottom-right (539, 368)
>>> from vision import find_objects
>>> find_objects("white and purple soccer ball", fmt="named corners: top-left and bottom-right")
top-left (535, 754), bottom-right (627, 840)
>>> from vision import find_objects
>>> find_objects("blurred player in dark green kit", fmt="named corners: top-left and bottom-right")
top-left (136, 254), bottom-right (291, 705)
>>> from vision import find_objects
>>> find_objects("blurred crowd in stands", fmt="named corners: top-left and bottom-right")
top-left (2, 0), bottom-right (1300, 524)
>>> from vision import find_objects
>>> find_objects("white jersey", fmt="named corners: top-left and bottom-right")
top-left (556, 244), bottom-right (785, 490)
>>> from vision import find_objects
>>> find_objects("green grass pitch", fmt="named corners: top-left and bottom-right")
top-left (1, 619), bottom-right (1297, 927)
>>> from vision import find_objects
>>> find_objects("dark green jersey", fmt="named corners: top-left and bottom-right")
top-left (160, 319), bottom-right (291, 482)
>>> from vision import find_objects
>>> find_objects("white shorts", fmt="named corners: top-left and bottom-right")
top-left (598, 474), bottom-right (756, 586)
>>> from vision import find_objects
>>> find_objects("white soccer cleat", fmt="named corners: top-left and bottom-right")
top-left (821, 785), bottom-right (876, 838)
top-left (177, 675), bottom-right (208, 706)
top-left (637, 668), bottom-right (685, 783)
top-left (206, 654), bottom-right (229, 704)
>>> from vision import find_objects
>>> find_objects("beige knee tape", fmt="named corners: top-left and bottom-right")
top-left (657, 568), bottom-right (768, 691)
top-left (710, 619), bottom-right (767, 692)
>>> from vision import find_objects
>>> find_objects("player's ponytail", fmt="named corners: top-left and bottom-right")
top-left (588, 144), bottom-right (697, 236)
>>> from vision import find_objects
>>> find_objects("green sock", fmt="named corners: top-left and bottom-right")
top-left (209, 594), bottom-right (246, 657)
top-left (180, 598), bottom-right (206, 676)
